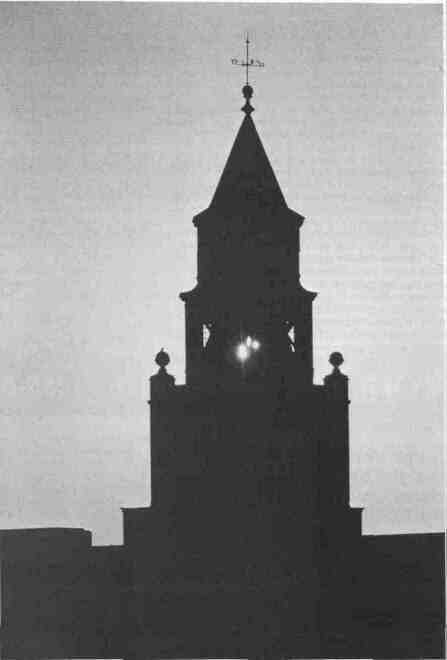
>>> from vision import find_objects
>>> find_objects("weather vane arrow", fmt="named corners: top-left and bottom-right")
top-left (231, 33), bottom-right (265, 86)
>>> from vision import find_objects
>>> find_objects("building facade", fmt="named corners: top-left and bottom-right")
top-left (0, 84), bottom-right (444, 659)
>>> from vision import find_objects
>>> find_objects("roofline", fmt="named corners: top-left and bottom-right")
top-left (192, 205), bottom-right (305, 228)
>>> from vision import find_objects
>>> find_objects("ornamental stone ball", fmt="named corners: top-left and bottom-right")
top-left (155, 348), bottom-right (170, 370)
top-left (329, 351), bottom-right (344, 369)
top-left (242, 84), bottom-right (253, 100)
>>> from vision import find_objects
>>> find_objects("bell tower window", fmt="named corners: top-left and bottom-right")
top-left (203, 324), bottom-right (211, 347)
top-left (288, 325), bottom-right (296, 352)
top-left (236, 336), bottom-right (261, 363)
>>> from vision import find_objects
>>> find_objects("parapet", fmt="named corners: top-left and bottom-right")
top-left (0, 527), bottom-right (92, 561)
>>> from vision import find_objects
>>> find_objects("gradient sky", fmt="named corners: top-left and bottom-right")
top-left (0, 3), bottom-right (443, 545)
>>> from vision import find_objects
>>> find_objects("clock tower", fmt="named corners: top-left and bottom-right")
top-left (181, 84), bottom-right (316, 392)
top-left (122, 84), bottom-right (362, 659)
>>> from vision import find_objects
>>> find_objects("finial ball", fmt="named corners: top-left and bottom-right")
top-left (242, 84), bottom-right (253, 100)
top-left (329, 351), bottom-right (344, 368)
top-left (155, 348), bottom-right (170, 369)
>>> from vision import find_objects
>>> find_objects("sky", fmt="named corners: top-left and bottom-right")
top-left (0, 3), bottom-right (443, 545)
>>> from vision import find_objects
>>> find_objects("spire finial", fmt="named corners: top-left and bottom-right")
top-left (231, 34), bottom-right (265, 114)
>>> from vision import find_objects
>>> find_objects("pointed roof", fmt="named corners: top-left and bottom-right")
top-left (210, 105), bottom-right (286, 212)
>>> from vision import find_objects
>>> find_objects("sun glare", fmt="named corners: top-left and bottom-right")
top-left (236, 336), bottom-right (261, 362)
top-left (236, 343), bottom-right (250, 361)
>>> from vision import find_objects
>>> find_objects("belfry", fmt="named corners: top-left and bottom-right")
top-left (181, 83), bottom-right (315, 392)
top-left (0, 76), bottom-right (444, 660)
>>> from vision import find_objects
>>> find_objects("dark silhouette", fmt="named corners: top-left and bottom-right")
top-left (0, 84), bottom-right (444, 660)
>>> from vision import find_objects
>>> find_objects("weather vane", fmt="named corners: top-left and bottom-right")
top-left (231, 33), bottom-right (265, 85)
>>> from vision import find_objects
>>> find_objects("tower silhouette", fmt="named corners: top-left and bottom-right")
top-left (0, 82), bottom-right (444, 660)
top-left (181, 84), bottom-right (315, 392)
top-left (131, 84), bottom-right (360, 657)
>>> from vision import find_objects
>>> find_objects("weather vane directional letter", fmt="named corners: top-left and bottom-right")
top-left (231, 34), bottom-right (265, 85)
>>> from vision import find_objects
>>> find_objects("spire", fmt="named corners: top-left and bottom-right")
top-left (210, 87), bottom-right (286, 211)
top-left (208, 37), bottom-right (283, 213)
top-left (182, 71), bottom-right (315, 391)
